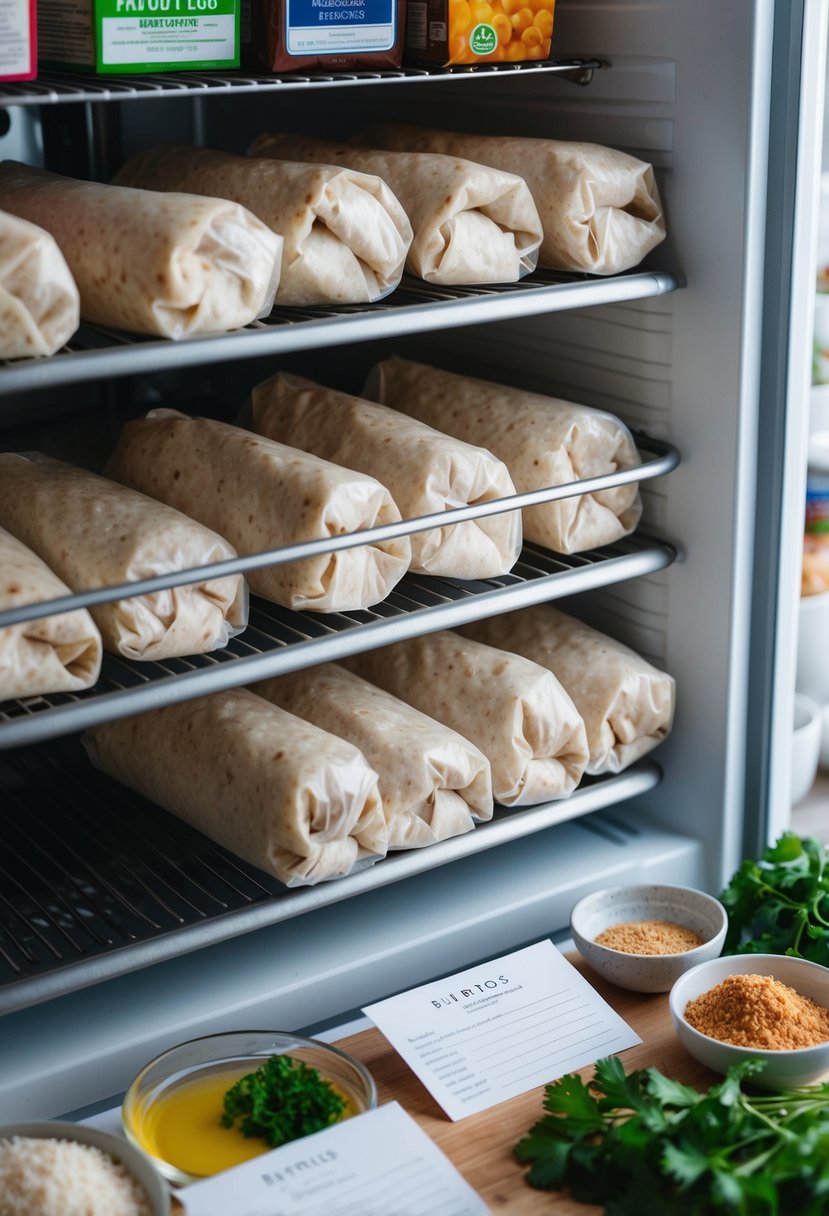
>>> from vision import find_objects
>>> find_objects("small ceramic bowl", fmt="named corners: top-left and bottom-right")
top-left (570, 884), bottom-right (727, 993)
top-left (669, 953), bottom-right (829, 1088)
top-left (0, 1120), bottom-right (169, 1215)
top-left (123, 1030), bottom-right (377, 1185)
top-left (792, 693), bottom-right (822, 804)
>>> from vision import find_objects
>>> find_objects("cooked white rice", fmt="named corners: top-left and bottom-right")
top-left (0, 1135), bottom-right (153, 1216)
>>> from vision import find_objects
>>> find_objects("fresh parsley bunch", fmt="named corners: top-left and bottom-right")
top-left (720, 832), bottom-right (829, 963)
top-left (515, 1056), bottom-right (829, 1215)
top-left (221, 1053), bottom-right (347, 1148)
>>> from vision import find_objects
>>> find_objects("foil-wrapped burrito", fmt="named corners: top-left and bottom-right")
top-left (0, 161), bottom-right (281, 338)
top-left (0, 526), bottom-right (102, 700)
top-left (249, 132), bottom-right (543, 285)
top-left (113, 144), bottom-right (411, 306)
top-left (85, 688), bottom-right (388, 886)
top-left (250, 371), bottom-right (521, 579)
top-left (343, 629), bottom-right (588, 806)
top-left (254, 663), bottom-right (493, 848)
top-left (462, 606), bottom-right (676, 774)
top-left (108, 410), bottom-right (411, 613)
top-left (359, 123), bottom-right (666, 275)
top-left (0, 454), bottom-right (247, 661)
top-left (0, 209), bottom-right (79, 358)
top-left (367, 357), bottom-right (642, 554)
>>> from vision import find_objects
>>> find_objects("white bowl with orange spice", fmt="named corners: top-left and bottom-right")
top-left (669, 954), bottom-right (829, 1088)
top-left (569, 884), bottom-right (728, 993)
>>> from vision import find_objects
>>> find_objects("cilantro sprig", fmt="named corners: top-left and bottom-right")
top-left (720, 832), bottom-right (829, 963)
top-left (221, 1053), bottom-right (347, 1148)
top-left (515, 1056), bottom-right (829, 1215)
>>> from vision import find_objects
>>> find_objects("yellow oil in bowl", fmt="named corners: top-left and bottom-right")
top-left (123, 1035), bottom-right (375, 1186)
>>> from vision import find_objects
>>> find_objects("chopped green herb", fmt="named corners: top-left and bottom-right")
top-left (515, 1056), bottom-right (829, 1214)
top-left (720, 831), bottom-right (829, 964)
top-left (221, 1053), bottom-right (347, 1148)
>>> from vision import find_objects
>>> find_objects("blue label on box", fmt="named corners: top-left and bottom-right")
top-left (286, 0), bottom-right (394, 54)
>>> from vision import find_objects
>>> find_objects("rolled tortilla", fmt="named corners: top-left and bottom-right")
top-left (358, 123), bottom-right (666, 275)
top-left (0, 454), bottom-right (247, 661)
top-left (113, 145), bottom-right (411, 307)
top-left (254, 663), bottom-right (493, 848)
top-left (343, 630), bottom-right (588, 806)
top-left (367, 357), bottom-right (642, 554)
top-left (0, 526), bottom-right (102, 701)
top-left (0, 209), bottom-right (80, 358)
top-left (108, 409), bottom-right (411, 613)
top-left (250, 371), bottom-right (521, 579)
top-left (250, 132), bottom-right (542, 285)
top-left (461, 606), bottom-right (676, 774)
top-left (85, 689), bottom-right (388, 886)
top-left (0, 161), bottom-right (281, 338)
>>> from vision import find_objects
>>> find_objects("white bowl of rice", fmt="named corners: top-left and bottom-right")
top-left (0, 1120), bottom-right (169, 1216)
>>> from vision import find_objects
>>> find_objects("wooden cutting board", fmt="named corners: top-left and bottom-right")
top-left (334, 955), bottom-right (720, 1215)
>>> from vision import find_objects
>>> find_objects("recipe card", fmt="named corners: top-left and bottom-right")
top-left (363, 940), bottom-right (641, 1120)
top-left (181, 1101), bottom-right (490, 1216)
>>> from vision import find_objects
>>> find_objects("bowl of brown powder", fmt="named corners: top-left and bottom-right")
top-left (569, 884), bottom-right (728, 992)
top-left (670, 954), bottom-right (829, 1087)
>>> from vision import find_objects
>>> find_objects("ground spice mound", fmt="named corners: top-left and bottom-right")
top-left (684, 973), bottom-right (829, 1048)
top-left (594, 919), bottom-right (704, 955)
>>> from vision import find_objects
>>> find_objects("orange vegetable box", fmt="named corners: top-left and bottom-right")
top-left (405, 0), bottom-right (553, 66)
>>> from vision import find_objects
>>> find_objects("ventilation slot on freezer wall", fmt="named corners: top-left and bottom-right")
top-left (0, 739), bottom-right (661, 1014)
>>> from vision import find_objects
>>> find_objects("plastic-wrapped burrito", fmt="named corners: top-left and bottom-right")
top-left (113, 145), bottom-right (411, 307)
top-left (249, 133), bottom-right (542, 285)
top-left (0, 210), bottom-right (80, 359)
top-left (367, 357), bottom-right (642, 554)
top-left (0, 526), bottom-right (102, 701)
top-left (343, 630), bottom-right (588, 806)
top-left (85, 689), bottom-right (388, 886)
top-left (461, 606), bottom-right (676, 774)
top-left (0, 161), bottom-right (281, 338)
top-left (358, 123), bottom-right (666, 275)
top-left (254, 663), bottom-right (493, 848)
top-left (108, 410), bottom-right (411, 613)
top-left (250, 371), bottom-right (521, 579)
top-left (0, 454), bottom-right (247, 661)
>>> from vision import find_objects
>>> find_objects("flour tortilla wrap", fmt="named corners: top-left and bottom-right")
top-left (0, 210), bottom-right (80, 358)
top-left (254, 663), bottom-right (493, 848)
top-left (249, 132), bottom-right (542, 285)
top-left (85, 689), bottom-right (387, 886)
top-left (113, 145), bottom-right (411, 307)
top-left (0, 454), bottom-right (246, 661)
top-left (343, 630), bottom-right (588, 806)
top-left (367, 357), bottom-right (642, 554)
top-left (0, 527), bottom-right (102, 701)
top-left (461, 606), bottom-right (676, 774)
top-left (0, 161), bottom-right (281, 338)
top-left (108, 410), bottom-right (410, 613)
top-left (250, 371), bottom-right (521, 578)
top-left (358, 123), bottom-right (666, 275)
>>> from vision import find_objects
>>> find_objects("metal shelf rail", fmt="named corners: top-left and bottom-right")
top-left (0, 270), bottom-right (681, 395)
top-left (0, 58), bottom-right (602, 108)
top-left (0, 536), bottom-right (676, 748)
top-left (0, 736), bottom-right (661, 1014)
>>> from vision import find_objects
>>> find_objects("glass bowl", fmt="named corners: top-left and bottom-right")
top-left (122, 1030), bottom-right (377, 1185)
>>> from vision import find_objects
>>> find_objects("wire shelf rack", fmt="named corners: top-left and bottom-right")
top-left (0, 736), bottom-right (660, 1013)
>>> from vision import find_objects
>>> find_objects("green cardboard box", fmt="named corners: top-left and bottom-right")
top-left (38, 0), bottom-right (240, 73)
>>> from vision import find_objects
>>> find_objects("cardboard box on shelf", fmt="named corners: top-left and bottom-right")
top-left (0, 0), bottom-right (36, 81)
top-left (38, 0), bottom-right (240, 74)
top-left (246, 0), bottom-right (405, 72)
top-left (404, 0), bottom-right (553, 67)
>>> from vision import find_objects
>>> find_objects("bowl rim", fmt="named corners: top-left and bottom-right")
top-left (669, 953), bottom-right (829, 1057)
top-left (124, 1027), bottom-right (378, 1104)
top-left (570, 884), bottom-right (728, 961)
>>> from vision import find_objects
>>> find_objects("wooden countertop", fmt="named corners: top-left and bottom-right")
top-left (334, 956), bottom-right (720, 1215)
